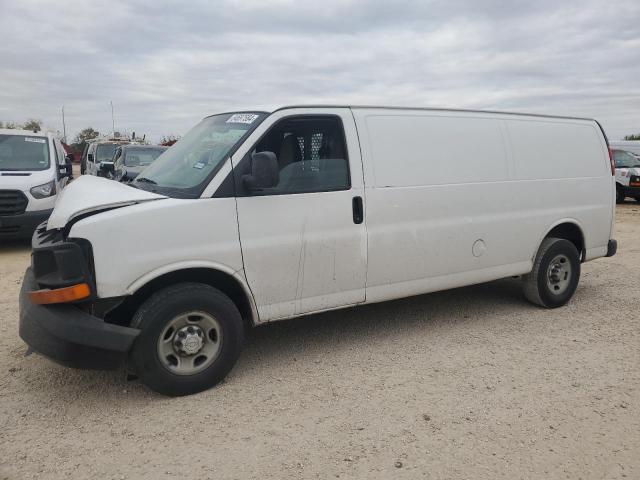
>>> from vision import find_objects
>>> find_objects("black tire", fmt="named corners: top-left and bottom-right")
top-left (616, 186), bottom-right (625, 204)
top-left (522, 237), bottom-right (580, 308)
top-left (635, 197), bottom-right (640, 203)
top-left (129, 282), bottom-right (244, 396)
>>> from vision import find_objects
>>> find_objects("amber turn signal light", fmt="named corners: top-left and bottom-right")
top-left (28, 283), bottom-right (91, 305)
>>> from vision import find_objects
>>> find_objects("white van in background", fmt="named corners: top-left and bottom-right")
top-left (19, 106), bottom-right (617, 396)
top-left (84, 140), bottom-right (128, 177)
top-left (0, 129), bottom-right (72, 239)
top-left (612, 149), bottom-right (640, 203)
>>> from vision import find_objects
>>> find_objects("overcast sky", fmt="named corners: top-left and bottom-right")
top-left (0, 0), bottom-right (638, 142)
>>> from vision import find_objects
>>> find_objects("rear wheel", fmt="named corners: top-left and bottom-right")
top-left (523, 237), bottom-right (580, 308)
top-left (130, 282), bottom-right (244, 396)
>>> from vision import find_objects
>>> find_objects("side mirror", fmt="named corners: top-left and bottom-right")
top-left (242, 151), bottom-right (279, 192)
top-left (58, 165), bottom-right (72, 179)
top-left (87, 153), bottom-right (94, 162)
top-left (100, 161), bottom-right (115, 172)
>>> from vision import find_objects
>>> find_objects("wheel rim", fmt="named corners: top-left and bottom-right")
top-left (546, 254), bottom-right (572, 295)
top-left (156, 311), bottom-right (223, 376)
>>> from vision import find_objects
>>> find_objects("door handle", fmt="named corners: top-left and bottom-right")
top-left (352, 196), bottom-right (363, 224)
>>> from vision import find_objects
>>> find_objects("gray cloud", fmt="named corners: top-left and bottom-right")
top-left (0, 0), bottom-right (638, 141)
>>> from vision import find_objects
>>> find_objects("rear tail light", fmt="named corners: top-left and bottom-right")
top-left (608, 148), bottom-right (615, 175)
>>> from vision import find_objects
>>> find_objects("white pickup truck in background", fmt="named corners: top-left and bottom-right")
top-left (612, 148), bottom-right (640, 203)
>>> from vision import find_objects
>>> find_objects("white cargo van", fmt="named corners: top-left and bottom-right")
top-left (19, 106), bottom-right (617, 395)
top-left (0, 129), bottom-right (72, 239)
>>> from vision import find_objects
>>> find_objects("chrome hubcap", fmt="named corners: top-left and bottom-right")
top-left (546, 254), bottom-right (572, 295)
top-left (157, 311), bottom-right (222, 375)
top-left (174, 325), bottom-right (204, 355)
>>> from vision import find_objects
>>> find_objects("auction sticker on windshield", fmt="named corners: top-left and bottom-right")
top-left (226, 114), bottom-right (259, 124)
top-left (24, 137), bottom-right (46, 143)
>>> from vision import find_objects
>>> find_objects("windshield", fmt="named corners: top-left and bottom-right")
top-left (96, 144), bottom-right (117, 162)
top-left (614, 150), bottom-right (640, 168)
top-left (135, 112), bottom-right (264, 196)
top-left (124, 147), bottom-right (165, 167)
top-left (0, 134), bottom-right (50, 171)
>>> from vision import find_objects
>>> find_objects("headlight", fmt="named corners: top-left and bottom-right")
top-left (30, 180), bottom-right (56, 199)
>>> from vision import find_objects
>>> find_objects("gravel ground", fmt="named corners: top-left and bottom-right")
top-left (1, 203), bottom-right (638, 480)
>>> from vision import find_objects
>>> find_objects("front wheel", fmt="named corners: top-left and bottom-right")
top-left (523, 237), bottom-right (580, 308)
top-left (130, 283), bottom-right (244, 396)
top-left (616, 186), bottom-right (625, 204)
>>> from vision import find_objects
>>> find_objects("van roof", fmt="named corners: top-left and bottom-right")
top-left (0, 128), bottom-right (53, 137)
top-left (274, 105), bottom-right (597, 122)
top-left (206, 105), bottom-right (597, 123)
top-left (88, 139), bottom-right (130, 145)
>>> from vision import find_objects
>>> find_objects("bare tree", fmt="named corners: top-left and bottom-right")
top-left (72, 127), bottom-right (100, 150)
top-left (160, 134), bottom-right (181, 146)
top-left (23, 119), bottom-right (43, 132)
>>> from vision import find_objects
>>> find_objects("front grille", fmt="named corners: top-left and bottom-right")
top-left (0, 190), bottom-right (28, 216)
top-left (0, 225), bottom-right (20, 234)
top-left (32, 221), bottom-right (64, 247)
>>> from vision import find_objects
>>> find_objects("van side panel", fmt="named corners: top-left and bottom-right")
top-left (366, 115), bottom-right (508, 187)
top-left (505, 119), bottom-right (612, 260)
top-left (69, 198), bottom-right (246, 300)
top-left (506, 120), bottom-right (606, 180)
top-left (352, 108), bottom-right (613, 304)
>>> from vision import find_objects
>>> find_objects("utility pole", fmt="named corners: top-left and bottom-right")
top-left (61, 106), bottom-right (67, 143)
top-left (110, 101), bottom-right (115, 137)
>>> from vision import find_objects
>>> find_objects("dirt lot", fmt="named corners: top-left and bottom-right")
top-left (1, 204), bottom-right (638, 480)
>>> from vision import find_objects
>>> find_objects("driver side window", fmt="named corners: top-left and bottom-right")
top-left (54, 140), bottom-right (65, 166)
top-left (248, 116), bottom-right (350, 195)
top-left (113, 148), bottom-right (123, 167)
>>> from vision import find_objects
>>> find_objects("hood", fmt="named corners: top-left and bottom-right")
top-left (618, 167), bottom-right (640, 177)
top-left (123, 165), bottom-right (144, 175)
top-left (0, 169), bottom-right (54, 190)
top-left (47, 175), bottom-right (166, 230)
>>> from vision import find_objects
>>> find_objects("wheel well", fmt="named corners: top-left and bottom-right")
top-left (544, 223), bottom-right (585, 260)
top-left (105, 268), bottom-right (255, 329)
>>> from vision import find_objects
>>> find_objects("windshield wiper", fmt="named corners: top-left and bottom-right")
top-left (135, 177), bottom-right (157, 185)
